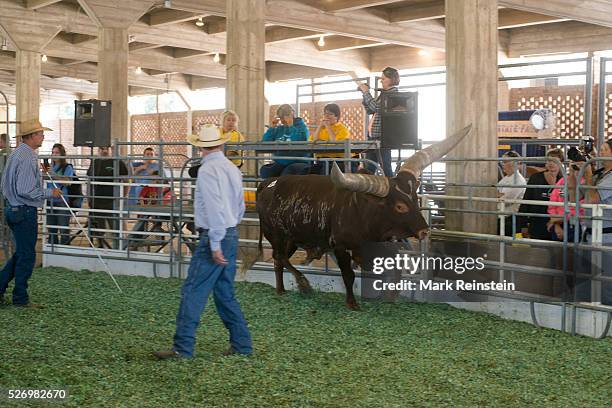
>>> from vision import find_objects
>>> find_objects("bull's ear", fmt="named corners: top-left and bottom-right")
top-left (393, 178), bottom-right (413, 197)
top-left (393, 171), bottom-right (419, 197)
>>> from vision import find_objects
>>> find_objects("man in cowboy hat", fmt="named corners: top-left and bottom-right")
top-left (0, 119), bottom-right (61, 308)
top-left (153, 124), bottom-right (252, 359)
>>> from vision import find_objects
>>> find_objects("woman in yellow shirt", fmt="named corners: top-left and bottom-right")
top-left (310, 103), bottom-right (356, 174)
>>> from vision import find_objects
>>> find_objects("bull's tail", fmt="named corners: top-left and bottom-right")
top-left (239, 227), bottom-right (264, 277)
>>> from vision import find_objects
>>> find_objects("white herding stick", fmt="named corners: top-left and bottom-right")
top-left (44, 168), bottom-right (123, 293)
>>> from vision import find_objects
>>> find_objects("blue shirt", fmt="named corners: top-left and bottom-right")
top-left (596, 170), bottom-right (612, 230)
top-left (47, 163), bottom-right (74, 205)
top-left (262, 117), bottom-right (311, 166)
top-left (194, 151), bottom-right (245, 251)
top-left (1, 143), bottom-right (53, 207)
top-left (128, 161), bottom-right (161, 205)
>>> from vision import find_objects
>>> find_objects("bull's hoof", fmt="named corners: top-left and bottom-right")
top-left (296, 278), bottom-right (313, 294)
top-left (297, 285), bottom-right (314, 295)
top-left (275, 288), bottom-right (286, 296)
top-left (346, 301), bottom-right (360, 310)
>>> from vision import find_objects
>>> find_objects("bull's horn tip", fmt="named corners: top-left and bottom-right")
top-left (331, 161), bottom-right (342, 176)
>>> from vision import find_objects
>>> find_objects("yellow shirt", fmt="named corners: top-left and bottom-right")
top-left (223, 129), bottom-right (244, 167)
top-left (309, 122), bottom-right (351, 158)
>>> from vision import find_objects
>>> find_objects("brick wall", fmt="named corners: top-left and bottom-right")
top-left (509, 84), bottom-right (612, 139)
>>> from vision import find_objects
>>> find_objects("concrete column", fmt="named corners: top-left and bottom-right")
top-left (0, 17), bottom-right (60, 134)
top-left (98, 27), bottom-right (129, 144)
top-left (225, 0), bottom-right (266, 268)
top-left (445, 0), bottom-right (498, 234)
top-left (15, 50), bottom-right (41, 134)
top-left (225, 0), bottom-right (266, 142)
top-left (498, 71), bottom-right (510, 112)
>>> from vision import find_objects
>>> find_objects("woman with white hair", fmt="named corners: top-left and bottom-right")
top-left (259, 104), bottom-right (311, 179)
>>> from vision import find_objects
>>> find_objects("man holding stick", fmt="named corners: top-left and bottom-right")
top-left (0, 119), bottom-right (61, 308)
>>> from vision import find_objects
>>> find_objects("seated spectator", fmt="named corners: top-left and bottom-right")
top-left (309, 103), bottom-right (357, 175)
top-left (497, 151), bottom-right (526, 236)
top-left (222, 110), bottom-right (245, 168)
top-left (139, 171), bottom-right (162, 206)
top-left (518, 148), bottom-right (564, 240)
top-left (260, 104), bottom-right (311, 178)
top-left (127, 172), bottom-right (164, 250)
top-left (188, 111), bottom-right (244, 178)
top-left (129, 147), bottom-right (160, 205)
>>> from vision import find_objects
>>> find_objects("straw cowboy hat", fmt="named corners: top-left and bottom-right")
top-left (17, 119), bottom-right (53, 137)
top-left (187, 124), bottom-right (229, 148)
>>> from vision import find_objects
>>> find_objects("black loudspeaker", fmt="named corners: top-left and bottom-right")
top-left (380, 92), bottom-right (418, 149)
top-left (74, 99), bottom-right (112, 147)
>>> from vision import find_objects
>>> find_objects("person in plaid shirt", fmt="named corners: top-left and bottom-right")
top-left (358, 66), bottom-right (400, 176)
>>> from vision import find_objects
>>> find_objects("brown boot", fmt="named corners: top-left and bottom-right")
top-left (152, 350), bottom-right (184, 360)
top-left (13, 302), bottom-right (44, 309)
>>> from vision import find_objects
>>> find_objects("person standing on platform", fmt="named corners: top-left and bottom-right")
top-left (358, 66), bottom-right (400, 176)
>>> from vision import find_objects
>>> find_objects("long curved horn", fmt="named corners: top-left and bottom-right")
top-left (400, 124), bottom-right (472, 177)
top-left (330, 162), bottom-right (389, 197)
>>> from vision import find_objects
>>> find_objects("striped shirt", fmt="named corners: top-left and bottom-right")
top-left (194, 151), bottom-right (245, 251)
top-left (1, 142), bottom-right (52, 207)
top-left (361, 86), bottom-right (398, 140)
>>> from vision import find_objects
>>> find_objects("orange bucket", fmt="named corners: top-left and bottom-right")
top-left (244, 190), bottom-right (256, 210)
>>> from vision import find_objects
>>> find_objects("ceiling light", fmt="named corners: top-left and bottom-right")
top-left (317, 36), bottom-right (325, 47)
top-left (164, 0), bottom-right (172, 8)
top-left (1, 38), bottom-right (7, 51)
top-left (196, 17), bottom-right (204, 27)
top-left (417, 49), bottom-right (430, 57)
top-left (135, 66), bottom-right (142, 74)
top-left (128, 35), bottom-right (135, 43)
top-left (213, 53), bottom-right (220, 63)
top-left (41, 54), bottom-right (48, 62)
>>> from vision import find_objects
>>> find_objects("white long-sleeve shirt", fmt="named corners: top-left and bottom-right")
top-left (194, 151), bottom-right (245, 251)
top-left (497, 171), bottom-right (527, 213)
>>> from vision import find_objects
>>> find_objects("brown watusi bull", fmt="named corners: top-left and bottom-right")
top-left (254, 125), bottom-right (472, 309)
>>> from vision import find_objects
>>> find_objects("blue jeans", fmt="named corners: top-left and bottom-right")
top-left (0, 204), bottom-right (38, 305)
top-left (173, 227), bottom-right (252, 357)
top-left (260, 162), bottom-right (310, 179)
top-left (47, 202), bottom-right (71, 245)
top-left (365, 148), bottom-right (393, 176)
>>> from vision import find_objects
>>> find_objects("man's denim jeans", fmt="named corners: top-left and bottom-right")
top-left (0, 204), bottom-right (38, 305)
top-left (173, 227), bottom-right (252, 357)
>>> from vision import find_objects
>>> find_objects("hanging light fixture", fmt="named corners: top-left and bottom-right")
top-left (213, 53), bottom-right (220, 63)
top-left (195, 17), bottom-right (204, 27)
top-left (317, 35), bottom-right (325, 47)
top-left (417, 49), bottom-right (430, 57)
top-left (1, 37), bottom-right (7, 51)
top-left (135, 66), bottom-right (142, 74)
top-left (41, 54), bottom-right (48, 62)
